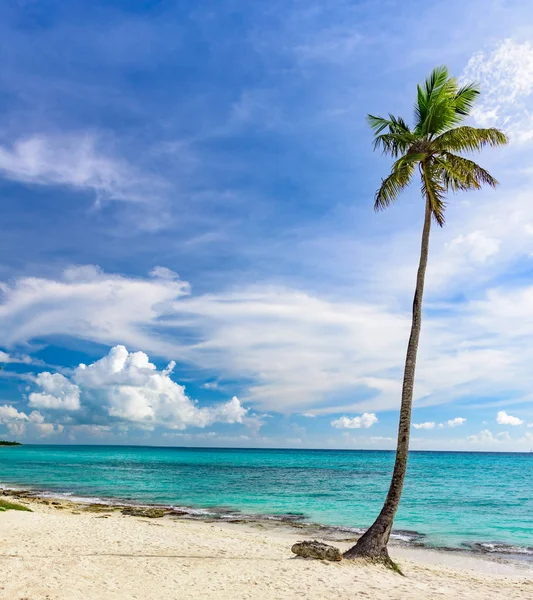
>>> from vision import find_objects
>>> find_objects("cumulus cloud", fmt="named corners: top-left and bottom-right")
top-left (462, 39), bottom-right (533, 142)
top-left (35, 423), bottom-right (65, 436)
top-left (331, 413), bottom-right (378, 429)
top-left (468, 428), bottom-right (515, 445)
top-left (30, 345), bottom-right (248, 431)
top-left (468, 429), bottom-right (496, 444)
top-left (0, 404), bottom-right (59, 437)
top-left (29, 372), bottom-right (81, 411)
top-left (446, 417), bottom-right (467, 428)
top-left (496, 410), bottom-right (524, 426)
top-left (0, 405), bottom-right (29, 422)
top-left (413, 422), bottom-right (436, 430)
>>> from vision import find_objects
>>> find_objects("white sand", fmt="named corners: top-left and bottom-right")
top-left (1, 496), bottom-right (532, 600)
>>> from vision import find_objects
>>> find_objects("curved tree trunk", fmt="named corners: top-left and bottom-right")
top-left (344, 194), bottom-right (432, 564)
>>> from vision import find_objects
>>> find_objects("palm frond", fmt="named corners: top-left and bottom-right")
top-left (438, 153), bottom-right (499, 192)
top-left (367, 114), bottom-right (412, 135)
top-left (420, 161), bottom-right (447, 226)
top-left (433, 126), bottom-right (508, 153)
top-left (453, 83), bottom-right (480, 117)
top-left (368, 113), bottom-right (416, 156)
top-left (368, 114), bottom-right (394, 135)
top-left (374, 154), bottom-right (418, 211)
top-left (414, 68), bottom-right (482, 136)
top-left (414, 66), bottom-right (450, 129)
top-left (372, 132), bottom-right (416, 157)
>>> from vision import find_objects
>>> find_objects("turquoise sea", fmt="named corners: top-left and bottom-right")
top-left (1, 445), bottom-right (532, 558)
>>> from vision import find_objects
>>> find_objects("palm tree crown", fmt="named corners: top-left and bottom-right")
top-left (367, 66), bottom-right (508, 226)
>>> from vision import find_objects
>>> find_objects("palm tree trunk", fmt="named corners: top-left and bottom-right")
top-left (344, 194), bottom-right (432, 563)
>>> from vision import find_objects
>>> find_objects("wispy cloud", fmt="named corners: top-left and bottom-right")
top-left (2, 265), bottom-right (533, 420)
top-left (0, 133), bottom-right (163, 205)
top-left (0, 350), bottom-right (36, 365)
top-left (462, 38), bottom-right (533, 142)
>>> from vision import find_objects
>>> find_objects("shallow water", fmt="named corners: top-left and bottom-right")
top-left (1, 445), bottom-right (532, 557)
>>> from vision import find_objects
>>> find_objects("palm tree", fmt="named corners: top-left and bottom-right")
top-left (344, 66), bottom-right (508, 565)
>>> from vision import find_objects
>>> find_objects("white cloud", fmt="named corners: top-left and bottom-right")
top-left (468, 429), bottom-right (497, 444)
top-left (301, 413), bottom-right (317, 418)
top-left (462, 39), bottom-right (533, 142)
top-left (0, 133), bottom-right (158, 203)
top-left (467, 429), bottom-right (514, 447)
top-left (0, 350), bottom-right (34, 364)
top-left (202, 382), bottom-right (219, 390)
top-left (0, 266), bottom-right (410, 413)
top-left (0, 265), bottom-right (191, 355)
top-left (3, 265), bottom-right (533, 422)
top-left (446, 417), bottom-right (467, 428)
top-left (0, 404), bottom-right (58, 438)
top-left (31, 345), bottom-right (247, 431)
top-left (0, 405), bottom-right (29, 422)
top-left (496, 410), bottom-right (524, 426)
top-left (29, 372), bottom-right (81, 411)
top-left (331, 413), bottom-right (378, 429)
top-left (447, 232), bottom-right (500, 263)
top-left (149, 266), bottom-right (181, 281)
top-left (413, 422), bottom-right (436, 430)
top-left (35, 423), bottom-right (65, 437)
top-left (5, 422), bottom-right (25, 436)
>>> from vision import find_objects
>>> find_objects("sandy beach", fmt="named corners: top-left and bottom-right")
top-left (1, 493), bottom-right (532, 600)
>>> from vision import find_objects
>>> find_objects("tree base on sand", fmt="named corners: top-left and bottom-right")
top-left (343, 524), bottom-right (403, 574)
top-left (343, 544), bottom-right (403, 574)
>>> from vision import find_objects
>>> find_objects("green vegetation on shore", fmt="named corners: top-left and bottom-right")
top-left (0, 440), bottom-right (21, 446)
top-left (0, 498), bottom-right (32, 512)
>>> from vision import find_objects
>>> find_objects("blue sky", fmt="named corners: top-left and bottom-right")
top-left (1, 0), bottom-right (533, 450)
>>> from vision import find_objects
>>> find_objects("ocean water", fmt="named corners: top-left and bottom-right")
top-left (1, 445), bottom-right (532, 557)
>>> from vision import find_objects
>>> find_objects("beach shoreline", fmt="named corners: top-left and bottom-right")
top-left (2, 482), bottom-right (532, 565)
top-left (1, 490), bottom-right (532, 599)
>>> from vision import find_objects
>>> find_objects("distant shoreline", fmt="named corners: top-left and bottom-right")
top-left (3, 443), bottom-right (533, 454)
